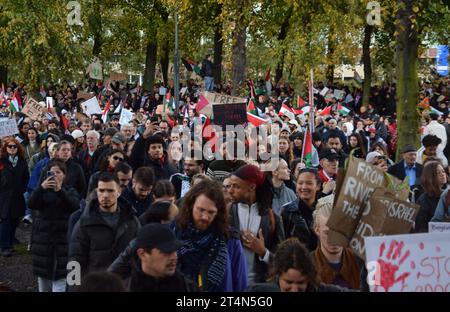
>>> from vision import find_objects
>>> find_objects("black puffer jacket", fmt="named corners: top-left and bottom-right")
top-left (415, 192), bottom-right (441, 233)
top-left (0, 157), bottom-right (29, 220)
top-left (28, 185), bottom-right (81, 280)
top-left (281, 198), bottom-right (318, 251)
top-left (69, 197), bottom-right (140, 275)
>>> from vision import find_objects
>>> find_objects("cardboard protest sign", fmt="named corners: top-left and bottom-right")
top-left (77, 91), bottom-right (95, 101)
top-left (109, 71), bottom-right (127, 81)
top-left (0, 118), bottom-right (19, 138)
top-left (201, 92), bottom-right (247, 117)
top-left (119, 108), bottom-right (133, 126)
top-left (350, 188), bottom-right (419, 258)
top-left (428, 222), bottom-right (450, 233)
top-left (81, 97), bottom-right (102, 116)
top-left (212, 103), bottom-right (247, 129)
top-left (365, 232), bottom-right (450, 292)
top-left (327, 155), bottom-right (409, 247)
top-left (22, 98), bottom-right (47, 120)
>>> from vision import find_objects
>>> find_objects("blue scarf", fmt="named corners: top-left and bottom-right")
top-left (178, 223), bottom-right (228, 292)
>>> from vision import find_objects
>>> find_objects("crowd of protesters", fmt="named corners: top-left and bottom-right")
top-left (0, 66), bottom-right (449, 292)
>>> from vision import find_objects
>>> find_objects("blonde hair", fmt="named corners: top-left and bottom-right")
top-left (312, 194), bottom-right (334, 227)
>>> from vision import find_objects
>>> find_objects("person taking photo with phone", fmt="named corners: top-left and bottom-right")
top-left (28, 159), bottom-right (81, 292)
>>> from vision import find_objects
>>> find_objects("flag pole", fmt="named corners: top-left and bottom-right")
top-left (300, 126), bottom-right (308, 166)
top-left (309, 69), bottom-right (315, 133)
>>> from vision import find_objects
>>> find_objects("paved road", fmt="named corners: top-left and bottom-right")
top-left (0, 224), bottom-right (37, 292)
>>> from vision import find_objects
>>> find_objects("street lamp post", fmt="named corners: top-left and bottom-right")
top-left (174, 8), bottom-right (180, 119)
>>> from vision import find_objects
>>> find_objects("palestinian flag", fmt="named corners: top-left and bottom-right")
top-left (337, 103), bottom-right (350, 116)
top-left (279, 103), bottom-right (295, 120)
top-left (196, 93), bottom-right (209, 113)
top-left (247, 112), bottom-right (267, 127)
top-left (247, 98), bottom-right (257, 115)
top-left (102, 96), bottom-right (112, 123)
top-left (418, 97), bottom-right (430, 110)
top-left (0, 83), bottom-right (5, 106)
top-left (13, 90), bottom-right (22, 109)
top-left (61, 115), bottom-right (69, 130)
top-left (265, 68), bottom-right (272, 96)
top-left (319, 106), bottom-right (332, 116)
top-left (202, 117), bottom-right (218, 152)
top-left (297, 96), bottom-right (306, 108)
top-left (182, 58), bottom-right (202, 76)
top-left (249, 80), bottom-right (256, 99)
top-left (302, 127), bottom-right (319, 168)
top-left (294, 105), bottom-right (310, 116)
top-left (10, 93), bottom-right (19, 113)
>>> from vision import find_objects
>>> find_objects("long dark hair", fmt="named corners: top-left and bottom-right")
top-left (421, 161), bottom-right (446, 198)
top-left (98, 149), bottom-right (126, 172)
top-left (256, 174), bottom-right (275, 216)
top-left (177, 180), bottom-right (228, 238)
top-left (23, 127), bottom-right (42, 146)
top-left (348, 132), bottom-right (367, 158)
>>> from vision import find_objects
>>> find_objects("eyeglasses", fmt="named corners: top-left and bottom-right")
top-left (7, 145), bottom-right (17, 149)
top-left (112, 156), bottom-right (124, 161)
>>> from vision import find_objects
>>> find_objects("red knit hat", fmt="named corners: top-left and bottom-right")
top-left (232, 164), bottom-right (265, 188)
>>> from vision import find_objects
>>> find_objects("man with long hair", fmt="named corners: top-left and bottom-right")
top-left (171, 180), bottom-right (248, 292)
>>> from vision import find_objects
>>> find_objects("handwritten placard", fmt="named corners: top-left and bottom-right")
top-left (22, 98), bottom-right (47, 120)
top-left (201, 92), bottom-right (247, 117)
top-left (365, 232), bottom-right (450, 292)
top-left (0, 118), bottom-right (19, 138)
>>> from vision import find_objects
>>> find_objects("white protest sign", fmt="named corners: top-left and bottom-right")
top-left (428, 222), bottom-right (450, 233)
top-left (320, 87), bottom-right (329, 97)
top-left (86, 60), bottom-right (103, 80)
top-left (22, 98), bottom-right (47, 120)
top-left (81, 97), bottom-right (102, 116)
top-left (365, 232), bottom-right (450, 292)
top-left (333, 89), bottom-right (345, 100)
top-left (0, 118), bottom-right (19, 138)
top-left (119, 108), bottom-right (133, 126)
top-left (46, 97), bottom-right (54, 109)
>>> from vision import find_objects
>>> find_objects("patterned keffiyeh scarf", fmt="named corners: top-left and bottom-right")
top-left (178, 223), bottom-right (228, 292)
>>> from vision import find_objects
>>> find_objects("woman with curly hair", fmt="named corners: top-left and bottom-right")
top-left (248, 238), bottom-right (351, 292)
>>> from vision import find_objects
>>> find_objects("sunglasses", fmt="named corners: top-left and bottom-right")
top-left (7, 145), bottom-right (18, 149)
top-left (112, 156), bottom-right (124, 161)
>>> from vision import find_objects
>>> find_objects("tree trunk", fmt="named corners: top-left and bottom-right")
top-left (91, 0), bottom-right (103, 57)
top-left (326, 28), bottom-right (335, 84)
top-left (160, 41), bottom-right (170, 86)
top-left (275, 5), bottom-right (293, 85)
top-left (395, 0), bottom-right (420, 161)
top-left (0, 65), bottom-right (7, 86)
top-left (159, 12), bottom-right (170, 86)
top-left (213, 4), bottom-right (223, 85)
top-left (143, 40), bottom-right (158, 92)
top-left (362, 25), bottom-right (373, 108)
top-left (275, 50), bottom-right (285, 85)
top-left (231, 24), bottom-right (247, 96)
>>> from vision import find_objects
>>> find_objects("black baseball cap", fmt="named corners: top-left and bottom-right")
top-left (319, 148), bottom-right (339, 161)
top-left (134, 223), bottom-right (184, 253)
